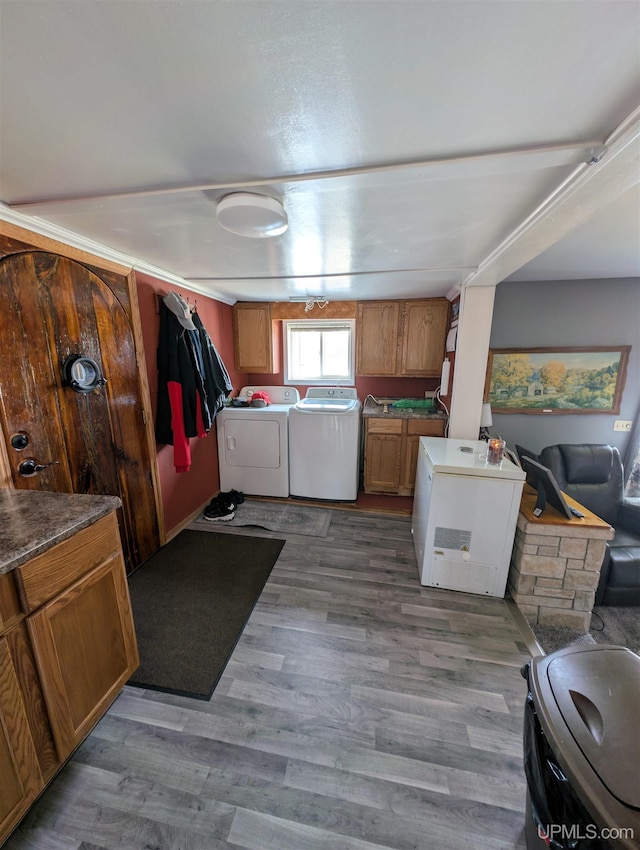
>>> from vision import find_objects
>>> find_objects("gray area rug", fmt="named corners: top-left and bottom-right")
top-left (192, 499), bottom-right (332, 537)
top-left (590, 606), bottom-right (640, 655)
top-left (531, 607), bottom-right (640, 655)
top-left (530, 624), bottom-right (596, 655)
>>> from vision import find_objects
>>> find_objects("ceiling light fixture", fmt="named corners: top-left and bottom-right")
top-left (290, 295), bottom-right (330, 312)
top-left (216, 192), bottom-right (288, 237)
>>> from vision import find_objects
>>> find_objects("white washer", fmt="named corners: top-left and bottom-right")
top-left (289, 387), bottom-right (362, 501)
top-left (216, 386), bottom-right (300, 498)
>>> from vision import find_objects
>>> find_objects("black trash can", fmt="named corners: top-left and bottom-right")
top-left (522, 644), bottom-right (640, 850)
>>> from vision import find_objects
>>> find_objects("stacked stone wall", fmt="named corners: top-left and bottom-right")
top-left (508, 513), bottom-right (613, 631)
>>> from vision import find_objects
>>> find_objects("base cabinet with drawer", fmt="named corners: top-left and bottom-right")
top-left (364, 417), bottom-right (445, 495)
top-left (0, 634), bottom-right (43, 841)
top-left (0, 507), bottom-right (139, 844)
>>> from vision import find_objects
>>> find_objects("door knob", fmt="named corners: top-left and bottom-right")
top-left (18, 459), bottom-right (60, 477)
top-left (11, 432), bottom-right (30, 450)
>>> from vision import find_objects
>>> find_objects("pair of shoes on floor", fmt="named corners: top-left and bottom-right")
top-left (203, 489), bottom-right (245, 522)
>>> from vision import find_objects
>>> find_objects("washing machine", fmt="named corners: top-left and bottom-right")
top-left (216, 386), bottom-right (300, 497)
top-left (288, 387), bottom-right (362, 501)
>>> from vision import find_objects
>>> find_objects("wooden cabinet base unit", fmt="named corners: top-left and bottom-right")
top-left (0, 509), bottom-right (138, 844)
top-left (364, 417), bottom-right (445, 495)
top-left (0, 636), bottom-right (42, 841)
top-left (27, 551), bottom-right (138, 761)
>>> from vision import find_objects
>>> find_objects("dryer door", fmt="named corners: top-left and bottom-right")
top-left (221, 418), bottom-right (281, 469)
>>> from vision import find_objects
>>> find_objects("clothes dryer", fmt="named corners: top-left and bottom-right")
top-left (216, 386), bottom-right (299, 497)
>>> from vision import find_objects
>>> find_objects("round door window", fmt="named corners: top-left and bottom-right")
top-left (62, 354), bottom-right (106, 393)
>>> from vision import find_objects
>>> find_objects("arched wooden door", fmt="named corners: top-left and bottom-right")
top-left (0, 250), bottom-right (160, 572)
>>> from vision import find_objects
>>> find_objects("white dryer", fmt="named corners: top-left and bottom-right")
top-left (288, 387), bottom-right (362, 501)
top-left (216, 386), bottom-right (300, 498)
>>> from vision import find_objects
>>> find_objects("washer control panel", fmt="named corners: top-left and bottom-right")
top-left (304, 387), bottom-right (358, 400)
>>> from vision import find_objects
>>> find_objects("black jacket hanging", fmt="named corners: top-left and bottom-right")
top-left (155, 294), bottom-right (233, 472)
top-left (191, 310), bottom-right (233, 424)
top-left (155, 300), bottom-right (205, 472)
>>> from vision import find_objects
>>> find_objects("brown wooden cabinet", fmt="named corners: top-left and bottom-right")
top-left (356, 298), bottom-right (449, 377)
top-left (355, 301), bottom-right (401, 376)
top-left (363, 418), bottom-right (403, 491)
top-left (232, 302), bottom-right (281, 373)
top-left (15, 512), bottom-right (138, 763)
top-left (364, 416), bottom-right (445, 495)
top-left (0, 508), bottom-right (138, 844)
top-left (0, 636), bottom-right (42, 841)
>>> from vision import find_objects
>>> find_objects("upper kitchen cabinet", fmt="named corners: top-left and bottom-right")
top-left (356, 301), bottom-right (400, 376)
top-left (356, 298), bottom-right (449, 377)
top-left (399, 299), bottom-right (449, 376)
top-left (232, 303), bottom-right (281, 373)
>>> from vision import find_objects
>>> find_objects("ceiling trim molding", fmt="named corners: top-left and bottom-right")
top-left (7, 139), bottom-right (603, 210)
top-left (187, 264), bottom-right (477, 284)
top-left (0, 204), bottom-right (234, 305)
top-left (461, 109), bottom-right (640, 290)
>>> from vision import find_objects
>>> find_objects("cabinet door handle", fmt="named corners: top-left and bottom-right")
top-left (226, 437), bottom-right (236, 451)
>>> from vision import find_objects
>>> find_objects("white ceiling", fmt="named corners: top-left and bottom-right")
top-left (1, 0), bottom-right (639, 304)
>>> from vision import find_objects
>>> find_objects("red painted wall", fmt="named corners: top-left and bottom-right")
top-left (244, 372), bottom-right (439, 402)
top-left (135, 273), bottom-right (246, 534)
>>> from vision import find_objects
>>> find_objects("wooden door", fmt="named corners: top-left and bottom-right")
top-left (0, 251), bottom-right (160, 572)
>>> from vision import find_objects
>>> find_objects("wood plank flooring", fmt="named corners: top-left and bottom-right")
top-left (4, 508), bottom-right (532, 850)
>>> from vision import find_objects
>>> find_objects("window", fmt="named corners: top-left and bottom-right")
top-left (284, 319), bottom-right (355, 385)
top-left (624, 417), bottom-right (640, 503)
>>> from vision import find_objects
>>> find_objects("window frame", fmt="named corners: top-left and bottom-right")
top-left (283, 318), bottom-right (355, 386)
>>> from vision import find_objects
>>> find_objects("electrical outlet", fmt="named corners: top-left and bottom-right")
top-left (613, 420), bottom-right (633, 432)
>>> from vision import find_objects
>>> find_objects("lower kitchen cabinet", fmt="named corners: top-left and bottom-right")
top-left (0, 635), bottom-right (43, 841)
top-left (0, 505), bottom-right (139, 844)
top-left (27, 549), bottom-right (138, 761)
top-left (364, 417), bottom-right (445, 495)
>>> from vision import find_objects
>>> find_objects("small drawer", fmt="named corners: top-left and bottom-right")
top-left (14, 513), bottom-right (119, 613)
top-left (407, 419), bottom-right (445, 436)
top-left (366, 417), bottom-right (403, 435)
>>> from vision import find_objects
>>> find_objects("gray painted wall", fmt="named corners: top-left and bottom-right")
top-left (489, 278), bottom-right (640, 463)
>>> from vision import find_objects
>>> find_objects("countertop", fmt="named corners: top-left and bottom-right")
top-left (0, 489), bottom-right (122, 575)
top-left (362, 397), bottom-right (447, 421)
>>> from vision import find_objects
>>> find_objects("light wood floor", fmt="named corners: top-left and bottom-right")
top-left (5, 508), bottom-right (532, 849)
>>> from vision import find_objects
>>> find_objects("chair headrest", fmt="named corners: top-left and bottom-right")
top-left (559, 444), bottom-right (614, 484)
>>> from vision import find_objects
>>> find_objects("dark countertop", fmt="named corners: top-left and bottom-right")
top-left (0, 489), bottom-right (121, 575)
top-left (362, 396), bottom-right (448, 421)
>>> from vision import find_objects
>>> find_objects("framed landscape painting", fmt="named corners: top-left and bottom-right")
top-left (485, 346), bottom-right (630, 414)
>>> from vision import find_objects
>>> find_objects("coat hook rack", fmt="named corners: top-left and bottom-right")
top-left (154, 291), bottom-right (168, 314)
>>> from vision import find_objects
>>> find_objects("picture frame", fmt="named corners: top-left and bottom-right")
top-left (485, 346), bottom-right (630, 414)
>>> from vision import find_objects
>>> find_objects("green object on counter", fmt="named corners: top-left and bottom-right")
top-left (391, 398), bottom-right (435, 409)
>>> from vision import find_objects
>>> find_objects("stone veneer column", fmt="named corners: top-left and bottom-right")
top-left (507, 493), bottom-right (614, 631)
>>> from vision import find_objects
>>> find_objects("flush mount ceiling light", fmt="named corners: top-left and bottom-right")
top-left (216, 192), bottom-right (288, 237)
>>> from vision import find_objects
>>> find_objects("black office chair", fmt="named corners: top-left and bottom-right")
top-left (539, 444), bottom-right (640, 606)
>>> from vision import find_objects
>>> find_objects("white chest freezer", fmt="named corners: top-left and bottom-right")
top-left (412, 437), bottom-right (525, 597)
